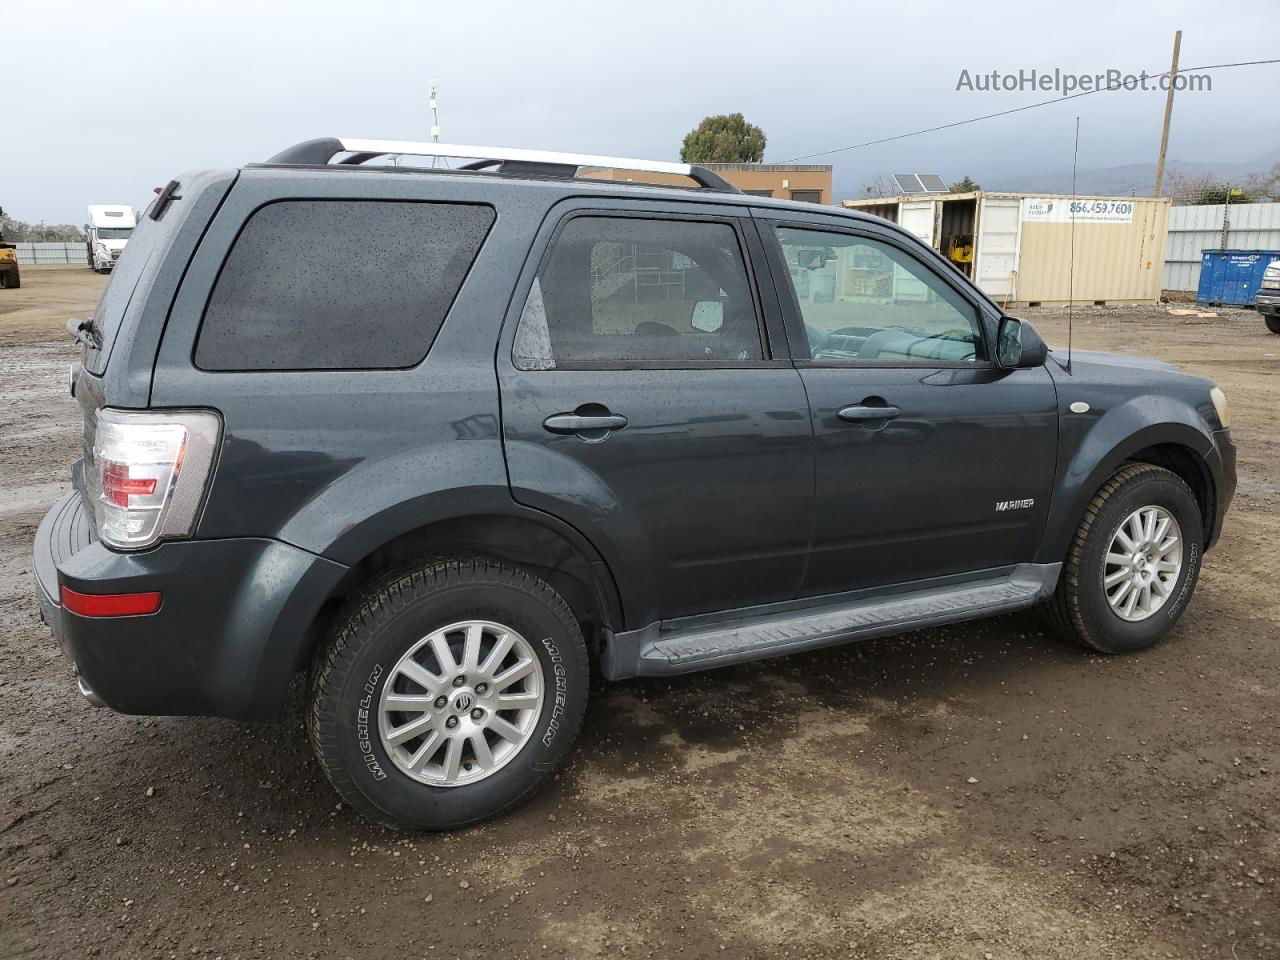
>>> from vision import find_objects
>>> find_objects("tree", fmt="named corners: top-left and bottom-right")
top-left (0, 213), bottom-right (84, 241)
top-left (859, 174), bottom-right (896, 199)
top-left (1243, 162), bottom-right (1280, 203)
top-left (1166, 171), bottom-right (1255, 206)
top-left (680, 113), bottom-right (766, 164)
top-left (949, 175), bottom-right (981, 192)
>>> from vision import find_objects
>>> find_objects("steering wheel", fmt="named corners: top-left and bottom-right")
top-left (716, 311), bottom-right (761, 360)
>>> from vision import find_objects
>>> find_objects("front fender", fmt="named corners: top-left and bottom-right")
top-left (1036, 395), bottom-right (1214, 563)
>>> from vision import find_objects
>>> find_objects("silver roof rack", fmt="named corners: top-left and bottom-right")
top-left (264, 138), bottom-right (741, 193)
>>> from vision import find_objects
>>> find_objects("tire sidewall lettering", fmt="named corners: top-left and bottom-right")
top-left (355, 663), bottom-right (389, 782)
top-left (1166, 540), bottom-right (1200, 620)
top-left (540, 636), bottom-right (569, 748)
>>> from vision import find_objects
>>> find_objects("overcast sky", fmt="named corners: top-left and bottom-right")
top-left (6, 0), bottom-right (1279, 224)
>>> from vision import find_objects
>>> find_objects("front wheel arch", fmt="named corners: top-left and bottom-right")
top-left (1037, 419), bottom-right (1213, 565)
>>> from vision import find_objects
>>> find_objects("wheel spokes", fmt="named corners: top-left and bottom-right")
top-left (378, 620), bottom-right (545, 788)
top-left (397, 659), bottom-right (443, 694)
top-left (385, 713), bottom-right (435, 746)
top-left (1104, 505), bottom-right (1184, 623)
top-left (494, 658), bottom-right (536, 691)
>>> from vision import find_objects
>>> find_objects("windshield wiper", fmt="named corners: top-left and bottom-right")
top-left (65, 317), bottom-right (102, 350)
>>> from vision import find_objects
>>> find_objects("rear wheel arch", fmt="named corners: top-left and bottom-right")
top-left (298, 512), bottom-right (624, 675)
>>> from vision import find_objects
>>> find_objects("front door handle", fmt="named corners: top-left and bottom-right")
top-left (543, 413), bottom-right (629, 435)
top-left (838, 404), bottom-right (901, 423)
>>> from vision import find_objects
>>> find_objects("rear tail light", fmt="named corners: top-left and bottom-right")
top-left (87, 408), bottom-right (221, 550)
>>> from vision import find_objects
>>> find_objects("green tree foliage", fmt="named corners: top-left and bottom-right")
top-left (680, 113), bottom-right (766, 164)
top-left (949, 175), bottom-right (981, 192)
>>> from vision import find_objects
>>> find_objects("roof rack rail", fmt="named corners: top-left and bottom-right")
top-left (265, 138), bottom-right (742, 194)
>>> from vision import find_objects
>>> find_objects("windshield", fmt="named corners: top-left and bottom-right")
top-left (96, 227), bottom-right (133, 240)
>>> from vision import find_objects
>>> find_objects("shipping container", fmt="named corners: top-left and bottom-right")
top-left (1195, 249), bottom-right (1280, 306)
top-left (843, 191), bottom-right (1169, 307)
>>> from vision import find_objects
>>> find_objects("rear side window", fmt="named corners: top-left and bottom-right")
top-left (513, 215), bottom-right (762, 368)
top-left (195, 200), bottom-right (494, 371)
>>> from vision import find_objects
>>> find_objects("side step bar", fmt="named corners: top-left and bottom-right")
top-left (602, 563), bottom-right (1060, 680)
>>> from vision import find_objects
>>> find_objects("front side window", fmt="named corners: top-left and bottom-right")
top-left (196, 200), bottom-right (494, 371)
top-left (513, 216), bottom-right (763, 368)
top-left (774, 226), bottom-right (983, 364)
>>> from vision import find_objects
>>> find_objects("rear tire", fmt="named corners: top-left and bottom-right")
top-left (307, 556), bottom-right (589, 830)
top-left (1044, 463), bottom-right (1203, 654)
top-left (1265, 317), bottom-right (1280, 334)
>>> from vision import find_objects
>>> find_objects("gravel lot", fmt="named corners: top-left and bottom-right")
top-left (1, 266), bottom-right (1276, 960)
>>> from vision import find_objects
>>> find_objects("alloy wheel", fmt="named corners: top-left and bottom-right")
top-left (377, 620), bottom-right (544, 787)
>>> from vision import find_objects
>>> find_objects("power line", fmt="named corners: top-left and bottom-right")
top-left (784, 58), bottom-right (1280, 162)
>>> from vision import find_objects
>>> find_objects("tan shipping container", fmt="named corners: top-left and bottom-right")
top-left (842, 191), bottom-right (1169, 307)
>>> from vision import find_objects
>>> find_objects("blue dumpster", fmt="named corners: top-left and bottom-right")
top-left (1196, 249), bottom-right (1280, 306)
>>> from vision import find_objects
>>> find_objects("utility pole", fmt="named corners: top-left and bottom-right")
top-left (1152, 29), bottom-right (1182, 198)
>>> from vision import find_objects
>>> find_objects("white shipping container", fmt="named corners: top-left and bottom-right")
top-left (843, 191), bottom-right (1169, 306)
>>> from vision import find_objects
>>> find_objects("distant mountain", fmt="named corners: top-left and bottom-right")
top-left (989, 154), bottom-right (1278, 196)
top-left (836, 146), bottom-right (1280, 200)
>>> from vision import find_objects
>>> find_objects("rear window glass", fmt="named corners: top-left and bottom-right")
top-left (195, 200), bottom-right (494, 371)
top-left (84, 215), bottom-right (162, 374)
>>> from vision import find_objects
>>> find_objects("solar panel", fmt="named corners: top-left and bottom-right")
top-left (917, 173), bottom-right (949, 193)
top-left (893, 173), bottom-right (926, 194)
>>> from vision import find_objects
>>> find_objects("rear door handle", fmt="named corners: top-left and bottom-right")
top-left (543, 413), bottom-right (629, 434)
top-left (838, 404), bottom-right (901, 422)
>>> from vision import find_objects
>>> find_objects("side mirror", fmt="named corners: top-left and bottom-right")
top-left (995, 316), bottom-right (1048, 368)
top-left (690, 300), bottom-right (724, 333)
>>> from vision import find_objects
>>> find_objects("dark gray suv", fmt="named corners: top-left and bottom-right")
top-left (34, 138), bottom-right (1236, 829)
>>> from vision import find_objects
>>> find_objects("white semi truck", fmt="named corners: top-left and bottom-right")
top-left (85, 204), bottom-right (136, 273)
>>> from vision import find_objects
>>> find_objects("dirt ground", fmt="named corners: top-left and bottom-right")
top-left (1, 266), bottom-right (1276, 960)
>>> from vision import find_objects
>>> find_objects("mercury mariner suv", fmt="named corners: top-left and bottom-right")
top-left (33, 138), bottom-right (1236, 829)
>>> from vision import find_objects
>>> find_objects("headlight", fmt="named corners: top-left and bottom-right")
top-left (1209, 386), bottom-right (1230, 430)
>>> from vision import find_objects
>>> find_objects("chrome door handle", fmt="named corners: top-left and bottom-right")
top-left (542, 413), bottom-right (629, 434)
top-left (838, 404), bottom-right (901, 422)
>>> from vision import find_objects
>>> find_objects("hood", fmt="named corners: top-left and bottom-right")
top-left (97, 239), bottom-right (128, 252)
top-left (1052, 348), bottom-right (1183, 376)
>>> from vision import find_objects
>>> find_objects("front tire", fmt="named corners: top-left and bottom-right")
top-left (1045, 463), bottom-right (1203, 654)
top-left (1265, 317), bottom-right (1280, 335)
top-left (308, 557), bottom-right (590, 830)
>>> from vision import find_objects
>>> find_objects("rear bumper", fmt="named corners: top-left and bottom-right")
top-left (34, 490), bottom-right (348, 719)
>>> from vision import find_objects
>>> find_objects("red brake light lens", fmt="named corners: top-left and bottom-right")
top-left (61, 586), bottom-right (162, 617)
top-left (101, 461), bottom-right (158, 507)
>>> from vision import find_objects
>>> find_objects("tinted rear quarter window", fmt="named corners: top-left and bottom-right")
top-left (195, 200), bottom-right (494, 371)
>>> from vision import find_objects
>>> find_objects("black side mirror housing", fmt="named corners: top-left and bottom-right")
top-left (995, 316), bottom-right (1048, 369)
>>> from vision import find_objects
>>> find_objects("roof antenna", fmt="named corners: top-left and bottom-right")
top-left (1066, 115), bottom-right (1080, 374)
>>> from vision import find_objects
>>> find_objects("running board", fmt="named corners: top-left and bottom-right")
top-left (601, 563), bottom-right (1060, 680)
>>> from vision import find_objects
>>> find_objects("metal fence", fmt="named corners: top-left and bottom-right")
top-left (14, 242), bottom-right (85, 266)
top-left (1163, 203), bottom-right (1280, 291)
